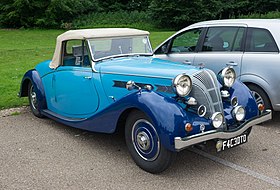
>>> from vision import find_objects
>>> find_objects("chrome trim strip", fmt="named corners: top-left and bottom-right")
top-left (94, 53), bottom-right (153, 62)
top-left (86, 40), bottom-right (97, 72)
top-left (174, 110), bottom-right (272, 151)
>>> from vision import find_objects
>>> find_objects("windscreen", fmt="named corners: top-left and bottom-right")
top-left (88, 35), bottom-right (152, 60)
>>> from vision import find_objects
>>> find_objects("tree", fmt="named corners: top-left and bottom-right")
top-left (0, 0), bottom-right (99, 28)
top-left (148, 0), bottom-right (222, 29)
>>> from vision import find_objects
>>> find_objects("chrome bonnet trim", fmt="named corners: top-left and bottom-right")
top-left (174, 110), bottom-right (272, 151)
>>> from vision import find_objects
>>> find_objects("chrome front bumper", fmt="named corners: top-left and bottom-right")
top-left (174, 110), bottom-right (272, 151)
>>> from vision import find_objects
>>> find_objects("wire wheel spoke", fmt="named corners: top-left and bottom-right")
top-left (252, 91), bottom-right (264, 105)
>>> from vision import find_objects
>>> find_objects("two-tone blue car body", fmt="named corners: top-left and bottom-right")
top-left (19, 28), bottom-right (272, 173)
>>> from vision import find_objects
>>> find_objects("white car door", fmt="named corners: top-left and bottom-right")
top-left (154, 28), bottom-right (203, 65)
top-left (241, 27), bottom-right (280, 110)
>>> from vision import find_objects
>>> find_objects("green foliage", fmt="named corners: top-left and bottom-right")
top-left (72, 11), bottom-right (156, 31)
top-left (148, 0), bottom-right (280, 29)
top-left (1, 0), bottom-right (280, 29)
top-left (97, 0), bottom-right (149, 12)
top-left (0, 0), bottom-right (99, 28)
top-left (220, 0), bottom-right (280, 18)
top-left (239, 11), bottom-right (280, 19)
top-left (148, 0), bottom-right (222, 29)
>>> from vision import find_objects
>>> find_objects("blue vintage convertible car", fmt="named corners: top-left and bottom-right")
top-left (19, 28), bottom-right (271, 173)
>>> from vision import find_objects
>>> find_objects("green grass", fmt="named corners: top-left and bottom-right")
top-left (0, 29), bottom-right (174, 109)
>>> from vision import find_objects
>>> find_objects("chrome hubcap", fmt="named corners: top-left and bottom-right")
top-left (252, 91), bottom-right (264, 105)
top-left (136, 131), bottom-right (150, 151)
top-left (132, 119), bottom-right (160, 161)
top-left (30, 85), bottom-right (38, 110)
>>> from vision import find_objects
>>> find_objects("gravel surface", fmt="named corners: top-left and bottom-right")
top-left (0, 110), bottom-right (279, 189)
top-left (0, 106), bottom-right (28, 117)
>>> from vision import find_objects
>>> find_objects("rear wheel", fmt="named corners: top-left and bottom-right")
top-left (247, 84), bottom-right (271, 110)
top-left (125, 110), bottom-right (176, 174)
top-left (28, 82), bottom-right (43, 118)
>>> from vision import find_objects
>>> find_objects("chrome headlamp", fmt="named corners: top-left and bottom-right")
top-left (211, 112), bottom-right (224, 129)
top-left (220, 67), bottom-right (236, 87)
top-left (232, 106), bottom-right (245, 121)
top-left (173, 74), bottom-right (192, 97)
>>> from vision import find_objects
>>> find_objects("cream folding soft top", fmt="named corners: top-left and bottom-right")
top-left (49, 28), bottom-right (150, 69)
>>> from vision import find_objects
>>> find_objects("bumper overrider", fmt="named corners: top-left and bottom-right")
top-left (174, 110), bottom-right (272, 151)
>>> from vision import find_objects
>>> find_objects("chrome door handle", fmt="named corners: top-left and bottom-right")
top-left (227, 61), bottom-right (238, 66)
top-left (84, 76), bottom-right (92, 79)
top-left (183, 60), bottom-right (192, 65)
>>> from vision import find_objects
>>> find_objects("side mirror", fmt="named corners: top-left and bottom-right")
top-left (161, 45), bottom-right (168, 54)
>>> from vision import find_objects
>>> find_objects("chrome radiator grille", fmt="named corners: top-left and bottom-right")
top-left (189, 69), bottom-right (223, 118)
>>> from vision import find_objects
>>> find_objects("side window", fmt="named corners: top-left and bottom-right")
top-left (170, 28), bottom-right (202, 53)
top-left (154, 41), bottom-right (169, 54)
top-left (245, 28), bottom-right (279, 52)
top-left (232, 28), bottom-right (245, 51)
top-left (62, 40), bottom-right (91, 67)
top-left (202, 27), bottom-right (243, 52)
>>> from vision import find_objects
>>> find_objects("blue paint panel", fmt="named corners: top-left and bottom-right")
top-left (35, 60), bottom-right (54, 77)
top-left (97, 57), bottom-right (199, 79)
top-left (20, 56), bottom-right (260, 153)
top-left (19, 69), bottom-right (47, 111)
top-left (42, 90), bottom-right (213, 151)
top-left (225, 80), bottom-right (258, 125)
top-left (101, 73), bottom-right (173, 103)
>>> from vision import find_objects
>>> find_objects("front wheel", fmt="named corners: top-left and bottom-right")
top-left (247, 84), bottom-right (271, 110)
top-left (28, 82), bottom-right (43, 118)
top-left (125, 110), bottom-right (176, 173)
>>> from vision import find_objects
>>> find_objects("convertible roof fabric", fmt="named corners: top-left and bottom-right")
top-left (50, 28), bottom-right (149, 69)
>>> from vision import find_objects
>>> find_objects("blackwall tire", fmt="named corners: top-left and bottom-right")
top-left (28, 82), bottom-right (44, 118)
top-left (125, 110), bottom-right (176, 173)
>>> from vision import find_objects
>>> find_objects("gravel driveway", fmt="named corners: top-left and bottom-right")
top-left (0, 109), bottom-right (279, 189)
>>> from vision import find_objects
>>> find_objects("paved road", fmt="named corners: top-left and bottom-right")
top-left (0, 111), bottom-right (279, 189)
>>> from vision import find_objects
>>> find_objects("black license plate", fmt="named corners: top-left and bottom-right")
top-left (216, 134), bottom-right (247, 152)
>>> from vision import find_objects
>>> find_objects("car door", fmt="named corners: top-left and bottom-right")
top-left (241, 27), bottom-right (280, 110)
top-left (48, 40), bottom-right (99, 118)
top-left (193, 26), bottom-right (246, 78)
top-left (154, 28), bottom-right (203, 65)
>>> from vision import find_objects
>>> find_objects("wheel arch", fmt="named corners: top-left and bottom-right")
top-left (243, 82), bottom-right (272, 109)
top-left (116, 107), bottom-right (140, 134)
top-left (19, 78), bottom-right (31, 97)
top-left (112, 91), bottom-right (190, 152)
top-left (19, 69), bottom-right (47, 111)
top-left (241, 75), bottom-right (272, 106)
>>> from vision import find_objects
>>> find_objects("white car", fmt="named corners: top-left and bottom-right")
top-left (154, 19), bottom-right (280, 111)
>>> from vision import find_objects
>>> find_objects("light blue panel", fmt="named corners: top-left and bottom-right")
top-left (35, 60), bottom-right (53, 77)
top-left (100, 73), bottom-right (173, 102)
top-left (97, 57), bottom-right (199, 79)
top-left (52, 66), bottom-right (99, 117)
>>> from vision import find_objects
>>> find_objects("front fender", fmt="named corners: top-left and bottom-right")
top-left (224, 80), bottom-right (259, 126)
top-left (19, 69), bottom-right (47, 111)
top-left (110, 91), bottom-right (210, 152)
top-left (53, 90), bottom-right (206, 152)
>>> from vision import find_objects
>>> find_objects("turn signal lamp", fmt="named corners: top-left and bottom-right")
top-left (185, 123), bottom-right (193, 132)
top-left (258, 104), bottom-right (265, 111)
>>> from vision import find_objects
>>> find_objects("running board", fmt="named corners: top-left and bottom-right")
top-left (42, 109), bottom-right (87, 122)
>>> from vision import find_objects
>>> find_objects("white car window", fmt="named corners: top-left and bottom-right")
top-left (202, 27), bottom-right (244, 52)
top-left (245, 28), bottom-right (279, 52)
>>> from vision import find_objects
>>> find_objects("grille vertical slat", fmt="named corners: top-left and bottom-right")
top-left (189, 69), bottom-right (223, 118)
